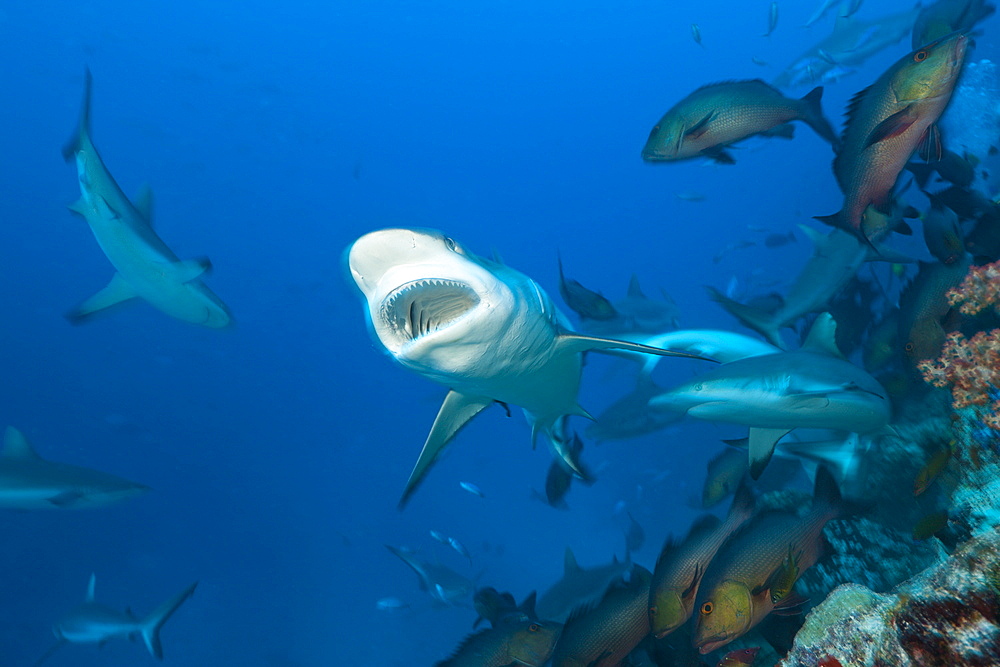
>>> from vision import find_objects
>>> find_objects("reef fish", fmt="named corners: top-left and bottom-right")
top-left (550, 564), bottom-right (652, 666)
top-left (346, 228), bottom-right (705, 506)
top-left (642, 80), bottom-right (839, 164)
top-left (649, 482), bottom-right (755, 639)
top-left (693, 468), bottom-right (851, 654)
top-left (815, 33), bottom-right (968, 243)
top-left (435, 617), bottom-right (561, 667)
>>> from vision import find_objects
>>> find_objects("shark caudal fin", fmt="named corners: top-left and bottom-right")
top-left (63, 68), bottom-right (93, 162)
top-left (399, 391), bottom-right (494, 509)
top-left (140, 582), bottom-right (197, 660)
top-left (705, 287), bottom-right (783, 348)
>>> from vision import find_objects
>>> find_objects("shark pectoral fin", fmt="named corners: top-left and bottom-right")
top-left (66, 273), bottom-right (138, 324)
top-left (170, 257), bottom-right (213, 283)
top-left (748, 427), bottom-right (791, 479)
top-left (47, 491), bottom-right (84, 507)
top-left (134, 184), bottom-right (155, 226)
top-left (555, 333), bottom-right (716, 363)
top-left (67, 198), bottom-right (89, 218)
top-left (398, 391), bottom-right (493, 509)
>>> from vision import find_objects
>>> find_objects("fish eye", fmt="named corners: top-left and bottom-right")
top-left (649, 605), bottom-right (657, 615)
top-left (905, 342), bottom-right (914, 352)
top-left (528, 623), bottom-right (539, 632)
top-left (701, 602), bottom-right (714, 615)
top-left (914, 50), bottom-right (928, 62)
top-left (648, 124), bottom-right (660, 139)
top-left (443, 237), bottom-right (457, 251)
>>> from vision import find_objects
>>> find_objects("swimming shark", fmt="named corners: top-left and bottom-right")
top-left (63, 69), bottom-right (232, 327)
top-left (649, 314), bottom-right (890, 479)
top-left (346, 228), bottom-right (709, 507)
top-left (774, 6), bottom-right (922, 89)
top-left (0, 426), bottom-right (148, 510)
top-left (385, 545), bottom-right (476, 607)
top-left (36, 574), bottom-right (197, 665)
top-left (536, 548), bottom-right (632, 623)
top-left (708, 225), bottom-right (912, 348)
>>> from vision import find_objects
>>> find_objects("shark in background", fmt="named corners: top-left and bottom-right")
top-left (345, 228), bottom-right (710, 507)
top-left (35, 574), bottom-right (197, 665)
top-left (63, 69), bottom-right (232, 328)
top-left (0, 426), bottom-right (148, 510)
top-left (386, 544), bottom-right (476, 607)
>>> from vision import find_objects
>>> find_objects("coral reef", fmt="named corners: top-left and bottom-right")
top-left (919, 331), bottom-right (1000, 430)
top-left (947, 261), bottom-right (1000, 317)
top-left (779, 527), bottom-right (1000, 667)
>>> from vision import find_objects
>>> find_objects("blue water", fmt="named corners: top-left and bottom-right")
top-left (0, 0), bottom-right (996, 664)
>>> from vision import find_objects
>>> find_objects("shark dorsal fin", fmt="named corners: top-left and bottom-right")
top-left (86, 574), bottom-right (96, 602)
top-left (3, 427), bottom-right (41, 460)
top-left (134, 185), bottom-right (155, 227)
top-left (564, 547), bottom-right (580, 573)
top-left (519, 591), bottom-right (537, 617)
top-left (627, 274), bottom-right (644, 298)
top-left (802, 313), bottom-right (843, 358)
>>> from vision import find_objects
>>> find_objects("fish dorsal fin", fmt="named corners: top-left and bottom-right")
top-left (134, 184), bottom-right (154, 227)
top-left (686, 514), bottom-right (722, 540)
top-left (519, 591), bottom-right (537, 618)
top-left (564, 547), bottom-right (580, 573)
top-left (627, 274), bottom-right (645, 298)
top-left (437, 629), bottom-right (494, 665)
top-left (802, 313), bottom-right (843, 358)
top-left (3, 427), bottom-right (41, 460)
top-left (86, 574), bottom-right (96, 602)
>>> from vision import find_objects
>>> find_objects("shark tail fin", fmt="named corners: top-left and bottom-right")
top-left (63, 68), bottom-right (93, 162)
top-left (705, 286), bottom-right (783, 348)
top-left (140, 582), bottom-right (197, 660)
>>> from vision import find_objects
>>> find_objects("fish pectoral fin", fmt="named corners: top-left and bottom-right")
top-left (67, 198), bottom-right (89, 218)
top-left (771, 591), bottom-right (809, 615)
top-left (398, 391), bottom-right (493, 509)
top-left (167, 257), bottom-right (213, 283)
top-left (66, 273), bottom-right (139, 324)
top-left (681, 562), bottom-right (703, 600)
top-left (748, 427), bottom-right (791, 479)
top-left (918, 123), bottom-right (943, 163)
top-left (555, 333), bottom-right (717, 363)
top-left (47, 491), bottom-right (84, 507)
top-left (684, 111), bottom-right (715, 139)
top-left (863, 105), bottom-right (917, 149)
top-left (701, 146), bottom-right (736, 165)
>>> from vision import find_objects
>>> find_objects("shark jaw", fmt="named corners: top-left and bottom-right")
top-left (347, 228), bottom-right (516, 368)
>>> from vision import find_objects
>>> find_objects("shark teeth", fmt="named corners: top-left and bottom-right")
top-left (382, 279), bottom-right (480, 342)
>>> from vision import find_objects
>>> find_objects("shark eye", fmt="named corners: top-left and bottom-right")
top-left (701, 602), bottom-right (714, 615)
top-left (913, 49), bottom-right (928, 62)
top-left (693, 383), bottom-right (703, 391)
top-left (528, 623), bottom-right (539, 632)
top-left (443, 237), bottom-right (457, 252)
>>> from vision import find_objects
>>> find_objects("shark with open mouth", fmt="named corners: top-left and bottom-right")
top-left (346, 228), bottom-right (710, 507)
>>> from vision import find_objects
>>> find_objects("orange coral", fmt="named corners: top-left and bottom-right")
top-left (919, 330), bottom-right (1000, 429)
top-left (947, 261), bottom-right (1000, 316)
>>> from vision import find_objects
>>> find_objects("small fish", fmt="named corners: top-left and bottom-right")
top-left (460, 481), bottom-right (485, 498)
top-left (764, 231), bottom-right (796, 248)
top-left (914, 442), bottom-right (953, 496)
top-left (431, 530), bottom-right (449, 544)
top-left (751, 56), bottom-right (770, 67)
top-left (676, 190), bottom-right (707, 202)
top-left (558, 257), bottom-right (618, 321)
top-left (717, 646), bottom-right (760, 666)
top-left (803, 0), bottom-right (842, 27)
top-left (767, 546), bottom-right (802, 603)
top-left (375, 597), bottom-right (410, 611)
top-left (713, 240), bottom-right (756, 264)
top-left (448, 537), bottom-right (473, 563)
top-left (691, 24), bottom-right (703, 47)
top-left (912, 510), bottom-right (949, 540)
top-left (921, 192), bottom-right (965, 265)
top-left (763, 2), bottom-right (778, 37)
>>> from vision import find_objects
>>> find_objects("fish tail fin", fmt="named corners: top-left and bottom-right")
top-left (705, 286), bottom-right (783, 348)
top-left (63, 68), bottom-right (93, 162)
top-left (799, 86), bottom-right (841, 149)
top-left (140, 582), bottom-right (197, 660)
